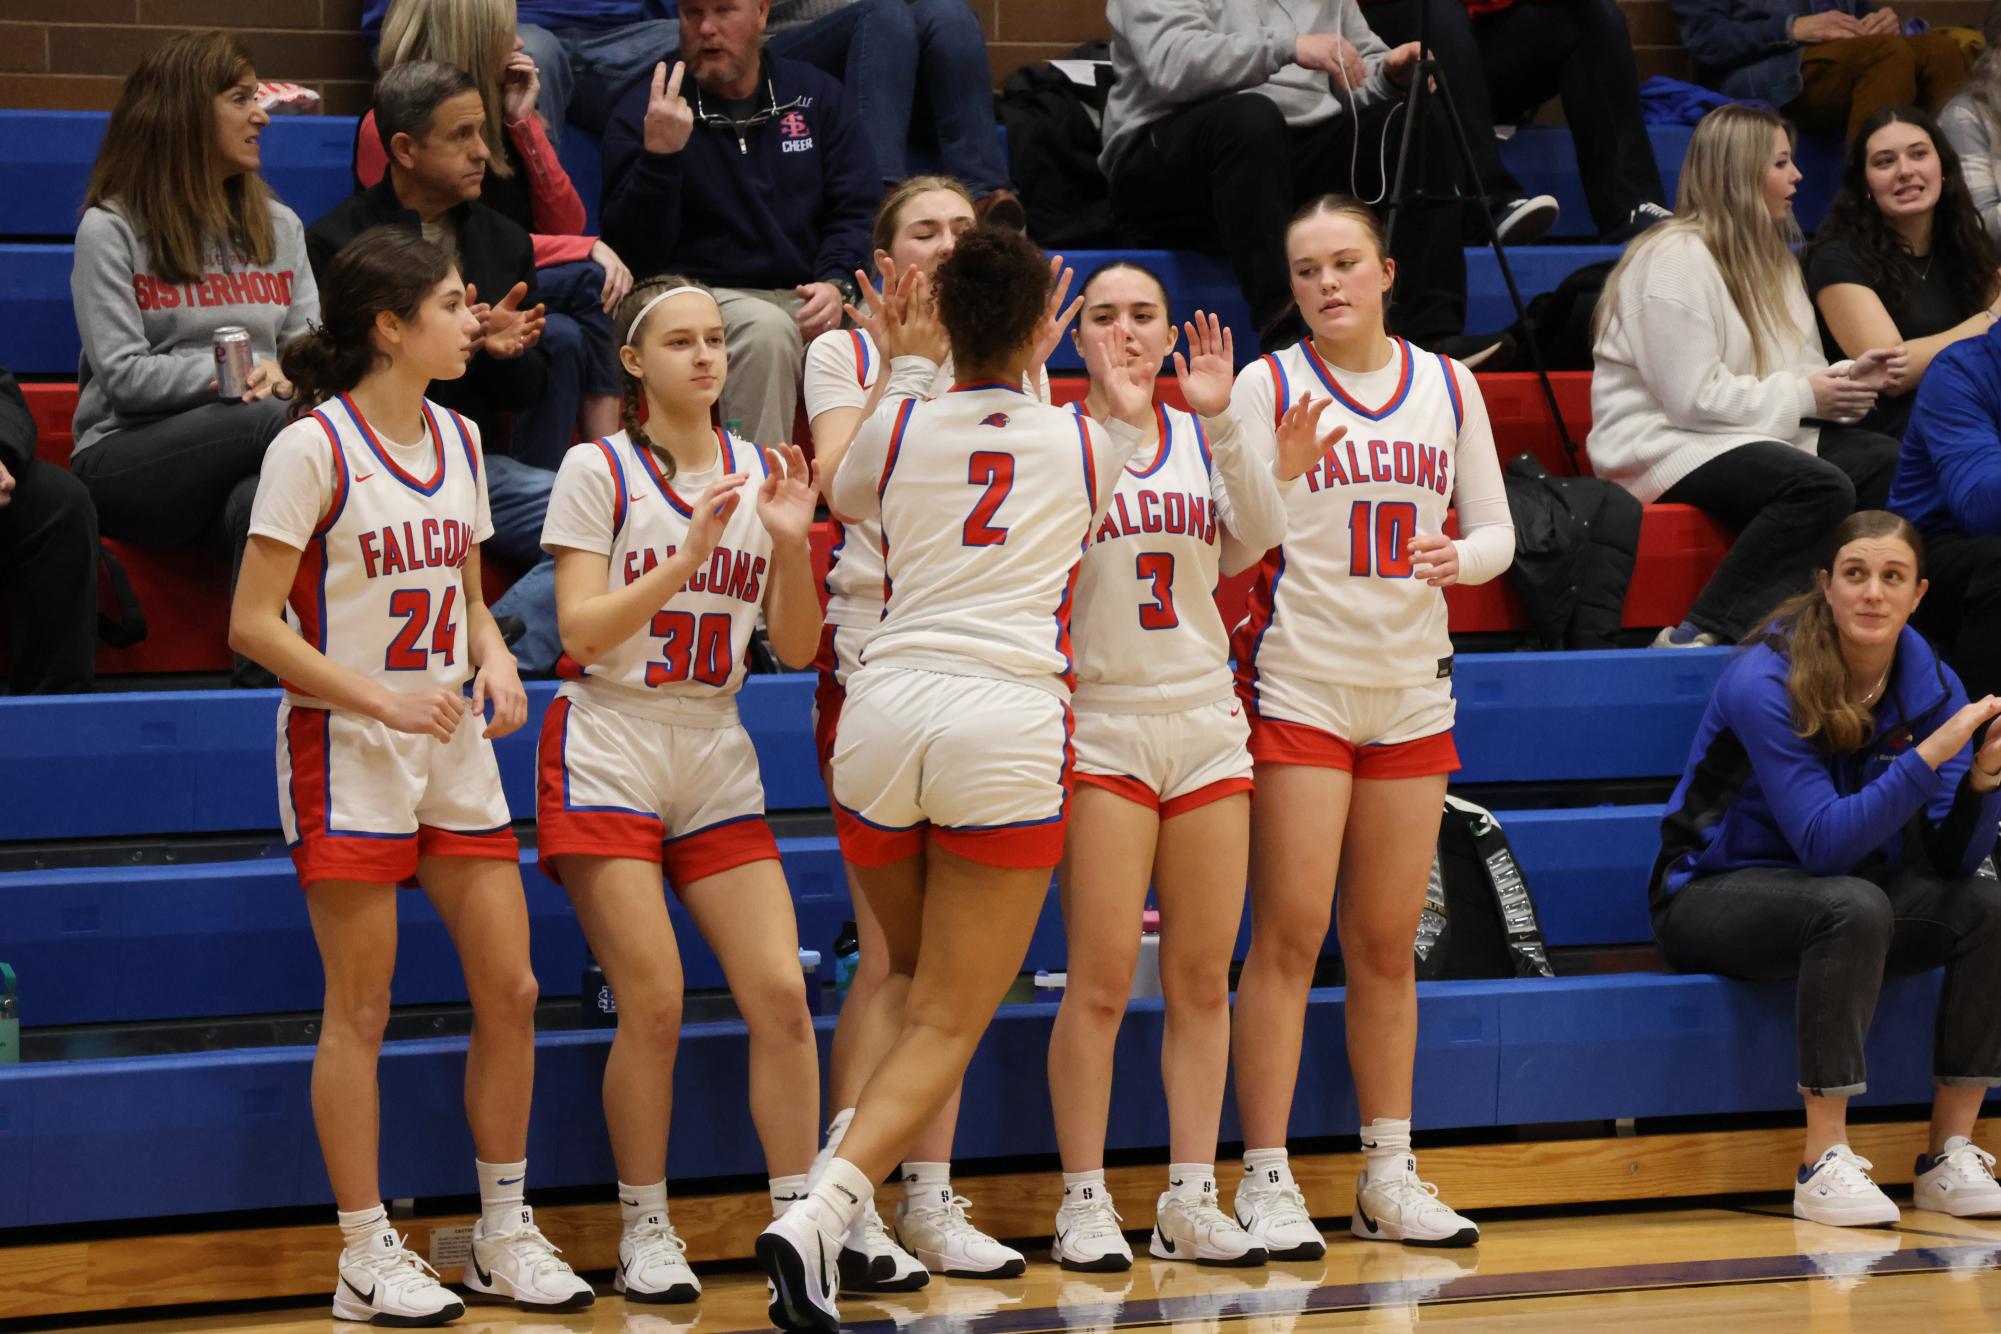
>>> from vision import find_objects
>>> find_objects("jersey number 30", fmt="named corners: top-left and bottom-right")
top-left (647, 610), bottom-right (733, 687)
top-left (962, 451), bottom-right (1014, 547)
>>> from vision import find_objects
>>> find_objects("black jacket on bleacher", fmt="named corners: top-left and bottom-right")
top-left (304, 179), bottom-right (549, 454)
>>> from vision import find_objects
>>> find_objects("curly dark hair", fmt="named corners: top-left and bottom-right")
top-left (1808, 105), bottom-right (1999, 320)
top-left (933, 224), bottom-right (1051, 370)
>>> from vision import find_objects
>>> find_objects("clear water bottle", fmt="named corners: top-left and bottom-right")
top-left (580, 956), bottom-right (618, 1028)
top-left (832, 920), bottom-right (860, 1003)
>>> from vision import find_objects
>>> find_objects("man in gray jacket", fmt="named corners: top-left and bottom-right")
top-left (1102, 0), bottom-right (1503, 364)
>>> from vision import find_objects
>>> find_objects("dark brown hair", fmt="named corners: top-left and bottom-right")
top-left (282, 227), bottom-right (455, 412)
top-left (84, 31), bottom-right (275, 284)
top-left (933, 225), bottom-right (1051, 370)
top-left (1754, 510), bottom-right (1928, 754)
top-left (612, 273), bottom-right (712, 480)
top-left (1077, 259), bottom-right (1171, 318)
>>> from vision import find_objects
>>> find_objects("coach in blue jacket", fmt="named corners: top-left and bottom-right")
top-left (1891, 327), bottom-right (2001, 703)
top-left (1671, 0), bottom-right (1966, 143)
top-left (1651, 510), bottom-right (2001, 1226)
top-left (600, 0), bottom-right (877, 447)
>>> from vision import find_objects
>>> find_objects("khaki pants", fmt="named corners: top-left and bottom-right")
top-left (1791, 32), bottom-right (1969, 144)
top-left (712, 286), bottom-right (805, 449)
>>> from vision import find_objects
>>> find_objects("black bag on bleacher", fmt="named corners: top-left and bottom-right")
top-left (998, 45), bottom-right (1120, 248)
top-left (1502, 454), bottom-right (1641, 650)
top-left (1414, 798), bottom-right (1555, 981)
top-left (1503, 259), bottom-right (1614, 372)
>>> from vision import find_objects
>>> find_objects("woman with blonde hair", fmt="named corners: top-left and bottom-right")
top-left (1588, 103), bottom-right (1907, 648)
top-left (69, 31), bottom-right (318, 610)
top-left (359, 0), bottom-right (631, 469)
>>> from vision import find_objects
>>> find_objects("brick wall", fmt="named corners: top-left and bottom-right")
top-left (3, 0), bottom-right (1993, 115)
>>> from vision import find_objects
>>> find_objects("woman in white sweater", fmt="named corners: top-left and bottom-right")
top-left (1588, 103), bottom-right (1904, 646)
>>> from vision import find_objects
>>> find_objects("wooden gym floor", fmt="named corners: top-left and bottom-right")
top-left (70, 1200), bottom-right (2001, 1333)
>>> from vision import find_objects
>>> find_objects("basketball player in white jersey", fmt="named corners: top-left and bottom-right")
top-left (534, 275), bottom-right (824, 1304)
top-left (1049, 261), bottom-right (1341, 1271)
top-left (230, 227), bottom-right (591, 1325)
top-left (799, 176), bottom-right (1069, 1285)
top-left (755, 226), bottom-right (1149, 1333)
top-left (1227, 197), bottom-right (1514, 1254)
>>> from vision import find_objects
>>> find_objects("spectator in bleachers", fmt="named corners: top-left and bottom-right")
top-left (1361, 0), bottom-right (1671, 243)
top-left (362, 0), bottom-right (631, 469)
top-left (1588, 104), bottom-right (1906, 649)
top-left (1938, 5), bottom-right (2001, 241)
top-left (1887, 322), bottom-right (2001, 700)
top-left (1099, 0), bottom-right (1507, 366)
top-left (600, 1), bottom-right (878, 446)
top-left (0, 362), bottom-right (96, 695)
top-left (1652, 509), bottom-right (2001, 1227)
top-left (69, 32), bottom-right (317, 593)
top-left (1808, 107), bottom-right (2001, 441)
top-left (309, 61), bottom-right (564, 673)
top-left (1673, 0), bottom-right (1969, 145)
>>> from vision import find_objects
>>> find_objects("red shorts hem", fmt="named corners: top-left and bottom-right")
top-left (291, 835), bottom-right (417, 889)
top-left (1074, 771), bottom-right (1160, 811)
top-left (931, 819), bottom-right (1067, 869)
top-left (535, 808), bottom-right (666, 883)
top-left (1159, 776), bottom-right (1254, 820)
top-left (1249, 718), bottom-right (1460, 778)
top-left (834, 803), bottom-right (926, 868)
top-left (418, 824), bottom-right (520, 861)
top-left (663, 816), bottom-right (780, 889)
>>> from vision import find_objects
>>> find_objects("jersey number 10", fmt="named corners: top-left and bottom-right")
top-left (1348, 500), bottom-right (1419, 579)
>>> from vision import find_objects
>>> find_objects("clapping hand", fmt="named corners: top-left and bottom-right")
top-left (1273, 392), bottom-right (1345, 482)
top-left (757, 443), bottom-right (818, 548)
top-left (880, 266), bottom-right (950, 365)
top-left (1171, 311), bottom-right (1234, 418)
top-left (466, 281), bottom-right (547, 359)
top-left (1078, 318), bottom-right (1151, 425)
top-left (1029, 254), bottom-right (1083, 373)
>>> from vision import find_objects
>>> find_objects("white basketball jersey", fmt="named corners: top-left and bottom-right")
top-left (832, 380), bottom-right (1132, 690)
top-left (283, 395), bottom-right (485, 700)
top-left (547, 427), bottom-right (774, 709)
top-left (1231, 338), bottom-right (1474, 691)
top-left (1069, 402), bottom-right (1237, 712)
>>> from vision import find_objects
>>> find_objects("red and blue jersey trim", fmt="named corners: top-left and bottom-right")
top-left (878, 398), bottom-right (917, 605)
top-left (1301, 337), bottom-right (1414, 421)
top-left (1125, 403), bottom-right (1173, 479)
top-left (1074, 411), bottom-right (1098, 516)
top-left (950, 379), bottom-right (1028, 395)
top-left (848, 329), bottom-right (875, 387)
top-left (430, 402), bottom-right (479, 482)
top-left (592, 436), bottom-right (629, 535)
top-left (1263, 352), bottom-right (1291, 431)
top-left (1191, 411), bottom-right (1214, 475)
top-left (336, 393), bottom-right (447, 495)
top-left (1437, 353), bottom-right (1464, 432)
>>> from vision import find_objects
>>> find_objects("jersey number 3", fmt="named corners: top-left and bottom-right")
top-left (1135, 552), bottom-right (1178, 629)
top-left (385, 586), bottom-right (459, 670)
top-left (962, 451), bottom-right (1014, 547)
top-left (647, 610), bottom-right (733, 687)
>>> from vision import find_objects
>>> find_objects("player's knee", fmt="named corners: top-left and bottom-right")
top-left (475, 967), bottom-right (541, 1029)
top-left (614, 983), bottom-right (684, 1054)
top-left (1062, 964), bottom-right (1136, 1028)
top-left (1250, 906), bottom-right (1331, 977)
top-left (1343, 927), bottom-right (1418, 984)
top-left (324, 984), bottom-right (393, 1047)
top-left (1159, 951), bottom-right (1231, 1014)
top-left (742, 969), bottom-right (815, 1043)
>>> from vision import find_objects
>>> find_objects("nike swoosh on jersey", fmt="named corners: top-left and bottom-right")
top-left (353, 471), bottom-right (374, 482)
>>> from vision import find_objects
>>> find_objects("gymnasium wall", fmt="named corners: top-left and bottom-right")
top-left (0, 1), bottom-right (1990, 116)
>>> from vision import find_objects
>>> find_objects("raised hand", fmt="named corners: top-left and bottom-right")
top-left (882, 267), bottom-right (950, 364)
top-left (758, 444), bottom-right (818, 547)
top-left (378, 686), bottom-right (467, 743)
top-left (643, 61), bottom-right (695, 156)
top-left (479, 281), bottom-right (547, 359)
top-left (843, 262), bottom-right (892, 351)
top-left (1029, 254), bottom-right (1083, 373)
top-left (1171, 310), bottom-right (1234, 418)
top-left (1080, 318), bottom-right (1150, 425)
top-left (1274, 391), bottom-right (1344, 481)
top-left (470, 655), bottom-right (527, 739)
top-left (684, 473), bottom-right (750, 561)
top-left (501, 46), bottom-right (540, 123)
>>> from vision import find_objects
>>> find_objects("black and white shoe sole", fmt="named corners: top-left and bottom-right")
top-left (615, 1270), bottom-right (700, 1304)
top-left (755, 1233), bottom-right (840, 1334)
top-left (1354, 1222), bottom-right (1480, 1249)
top-left (839, 1245), bottom-right (931, 1292)
top-left (1057, 1247), bottom-right (1133, 1273)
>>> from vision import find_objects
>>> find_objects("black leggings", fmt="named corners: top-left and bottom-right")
top-left (0, 458), bottom-right (97, 694)
top-left (1916, 529), bottom-right (2001, 701)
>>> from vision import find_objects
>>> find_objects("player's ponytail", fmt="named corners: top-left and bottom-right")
top-left (612, 273), bottom-right (710, 481)
top-left (282, 225), bottom-right (453, 414)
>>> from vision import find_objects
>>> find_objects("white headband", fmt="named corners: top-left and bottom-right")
top-left (624, 285), bottom-right (713, 345)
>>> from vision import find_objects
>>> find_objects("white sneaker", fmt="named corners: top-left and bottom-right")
top-left (1052, 1189), bottom-right (1133, 1272)
top-left (756, 1196), bottom-right (846, 1334)
top-left (1352, 1167), bottom-right (1480, 1248)
top-left (897, 1193), bottom-right (1027, 1278)
top-left (1793, 1145), bottom-right (1900, 1227)
top-left (463, 1212), bottom-right (596, 1310)
top-left (1232, 1178), bottom-right (1325, 1261)
top-left (331, 1230), bottom-right (465, 1326)
top-left (1151, 1191), bottom-right (1268, 1267)
top-left (1914, 1138), bottom-right (2001, 1217)
top-left (615, 1214), bottom-right (700, 1304)
top-left (840, 1200), bottom-right (930, 1292)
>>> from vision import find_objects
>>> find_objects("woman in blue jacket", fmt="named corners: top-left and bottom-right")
top-left (1653, 510), bottom-right (2001, 1227)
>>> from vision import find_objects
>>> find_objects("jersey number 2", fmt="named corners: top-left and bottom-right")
top-left (385, 586), bottom-right (459, 670)
top-left (647, 610), bottom-right (733, 687)
top-left (1135, 552), bottom-right (1178, 629)
top-left (1348, 501), bottom-right (1418, 578)
top-left (962, 451), bottom-right (1014, 547)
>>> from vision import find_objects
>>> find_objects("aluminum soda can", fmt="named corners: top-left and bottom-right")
top-left (213, 326), bottom-right (255, 399)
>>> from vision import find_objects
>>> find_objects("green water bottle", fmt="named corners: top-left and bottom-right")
top-left (0, 963), bottom-right (18, 1064)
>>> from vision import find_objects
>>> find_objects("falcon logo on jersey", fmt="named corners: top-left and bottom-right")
top-left (979, 412), bottom-right (1011, 429)
top-left (1092, 488), bottom-right (1218, 545)
top-left (358, 518), bottom-right (471, 578)
top-left (623, 544), bottom-right (767, 604)
top-left (1302, 438), bottom-right (1453, 497)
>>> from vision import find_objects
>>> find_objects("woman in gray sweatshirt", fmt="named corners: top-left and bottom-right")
top-left (69, 30), bottom-right (319, 572)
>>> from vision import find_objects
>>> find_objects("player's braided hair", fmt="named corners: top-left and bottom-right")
top-left (612, 274), bottom-right (710, 481)
top-left (933, 225), bottom-right (1051, 371)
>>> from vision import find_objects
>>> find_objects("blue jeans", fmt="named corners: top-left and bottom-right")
top-left (484, 454), bottom-right (562, 675)
top-left (512, 259), bottom-right (620, 473)
top-left (767, 0), bottom-right (1009, 194)
top-left (518, 19), bottom-right (681, 140)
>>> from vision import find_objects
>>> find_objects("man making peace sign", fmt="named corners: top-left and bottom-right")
top-left (601, 0), bottom-right (879, 448)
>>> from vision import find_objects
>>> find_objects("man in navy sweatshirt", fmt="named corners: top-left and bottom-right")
top-left (1890, 325), bottom-right (2001, 700)
top-left (601, 0), bottom-right (878, 447)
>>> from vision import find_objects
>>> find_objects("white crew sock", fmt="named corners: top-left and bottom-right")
top-left (1360, 1118), bottom-right (1415, 1187)
top-left (902, 1160), bottom-right (952, 1210)
top-left (1242, 1147), bottom-right (1296, 1193)
top-left (812, 1157), bottom-right (874, 1237)
top-left (770, 1173), bottom-right (809, 1218)
top-left (1061, 1168), bottom-right (1109, 1206)
top-left (477, 1158), bottom-right (530, 1235)
top-left (619, 1179), bottom-right (668, 1231)
top-left (338, 1204), bottom-right (395, 1258)
top-left (807, 1106), bottom-right (855, 1191)
top-left (1168, 1163), bottom-right (1217, 1204)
